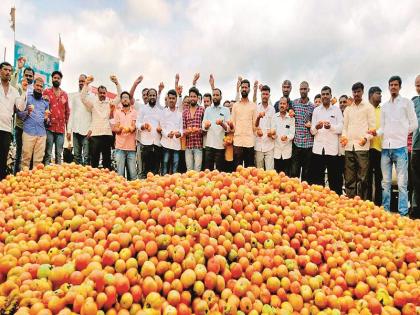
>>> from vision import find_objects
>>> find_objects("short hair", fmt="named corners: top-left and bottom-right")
top-left (314, 94), bottom-right (321, 100)
top-left (368, 86), bottom-right (382, 97)
top-left (148, 88), bottom-right (157, 95)
top-left (213, 88), bottom-right (222, 96)
top-left (321, 86), bottom-right (331, 94)
top-left (300, 81), bottom-right (309, 87)
top-left (223, 100), bottom-right (230, 105)
top-left (120, 91), bottom-right (131, 99)
top-left (388, 75), bottom-right (402, 87)
top-left (79, 74), bottom-right (87, 79)
top-left (23, 67), bottom-right (35, 76)
top-left (34, 77), bottom-right (44, 85)
top-left (97, 85), bottom-right (107, 91)
top-left (279, 96), bottom-right (288, 102)
top-left (167, 89), bottom-right (177, 97)
top-left (352, 82), bottom-right (364, 91)
top-left (261, 85), bottom-right (271, 93)
top-left (203, 93), bottom-right (212, 100)
top-left (241, 79), bottom-right (250, 88)
top-left (0, 62), bottom-right (12, 69)
top-left (51, 70), bottom-right (63, 78)
top-left (339, 95), bottom-right (348, 100)
top-left (189, 87), bottom-right (200, 96)
top-left (142, 88), bottom-right (149, 93)
top-left (198, 93), bottom-right (202, 98)
top-left (282, 80), bottom-right (292, 86)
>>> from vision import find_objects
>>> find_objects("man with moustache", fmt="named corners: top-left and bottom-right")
top-left (137, 88), bottom-right (162, 175)
top-left (183, 87), bottom-right (205, 171)
top-left (290, 81), bottom-right (314, 182)
top-left (374, 76), bottom-right (418, 216)
top-left (0, 62), bottom-right (25, 180)
top-left (231, 79), bottom-right (257, 168)
top-left (42, 71), bottom-right (70, 165)
top-left (202, 86), bottom-right (230, 171)
top-left (161, 89), bottom-right (183, 175)
top-left (67, 74), bottom-right (92, 165)
top-left (274, 80), bottom-right (293, 113)
top-left (14, 67), bottom-right (35, 174)
top-left (112, 91), bottom-right (137, 180)
top-left (82, 75), bottom-right (121, 170)
top-left (310, 86), bottom-right (343, 194)
top-left (254, 85), bottom-right (275, 170)
top-left (341, 82), bottom-right (376, 199)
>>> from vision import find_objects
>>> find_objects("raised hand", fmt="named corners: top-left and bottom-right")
top-left (193, 73), bottom-right (200, 85)
top-left (110, 75), bottom-right (118, 85)
top-left (86, 75), bottom-right (94, 84)
top-left (209, 74), bottom-right (215, 88)
top-left (254, 80), bottom-right (259, 90)
top-left (134, 75), bottom-right (143, 85)
top-left (158, 82), bottom-right (165, 93)
top-left (175, 73), bottom-right (180, 86)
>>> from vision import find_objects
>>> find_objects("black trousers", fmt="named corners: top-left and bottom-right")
top-left (290, 144), bottom-right (312, 183)
top-left (367, 148), bottom-right (382, 206)
top-left (0, 131), bottom-right (11, 180)
top-left (204, 147), bottom-right (224, 171)
top-left (142, 144), bottom-right (162, 175)
top-left (311, 152), bottom-right (341, 195)
top-left (13, 126), bottom-right (23, 174)
top-left (233, 146), bottom-right (254, 168)
top-left (337, 155), bottom-right (345, 196)
top-left (274, 158), bottom-right (291, 176)
top-left (89, 135), bottom-right (113, 170)
top-left (411, 150), bottom-right (420, 218)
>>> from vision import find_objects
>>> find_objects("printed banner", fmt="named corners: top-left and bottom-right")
top-left (14, 40), bottom-right (60, 87)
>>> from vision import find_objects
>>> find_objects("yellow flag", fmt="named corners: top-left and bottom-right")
top-left (58, 34), bottom-right (66, 62)
top-left (10, 7), bottom-right (16, 31)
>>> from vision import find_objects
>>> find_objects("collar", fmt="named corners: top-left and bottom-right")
top-left (390, 95), bottom-right (401, 103)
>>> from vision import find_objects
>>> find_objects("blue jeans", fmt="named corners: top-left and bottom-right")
top-left (185, 148), bottom-right (202, 172)
top-left (43, 130), bottom-right (64, 165)
top-left (381, 147), bottom-right (409, 216)
top-left (115, 149), bottom-right (137, 180)
top-left (162, 148), bottom-right (180, 175)
top-left (73, 133), bottom-right (90, 165)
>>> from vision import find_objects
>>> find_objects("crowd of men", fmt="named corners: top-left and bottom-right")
top-left (0, 61), bottom-right (419, 218)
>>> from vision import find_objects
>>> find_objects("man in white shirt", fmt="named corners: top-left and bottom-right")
top-left (136, 88), bottom-right (162, 176)
top-left (202, 88), bottom-right (230, 171)
top-left (161, 89), bottom-right (183, 175)
top-left (81, 75), bottom-right (121, 170)
top-left (254, 85), bottom-right (275, 170)
top-left (341, 82), bottom-right (376, 199)
top-left (310, 86), bottom-right (343, 194)
top-left (374, 76), bottom-right (418, 216)
top-left (0, 62), bottom-right (25, 179)
top-left (67, 74), bottom-right (92, 165)
top-left (271, 97), bottom-right (295, 175)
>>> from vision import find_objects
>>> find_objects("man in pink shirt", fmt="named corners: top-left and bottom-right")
top-left (112, 91), bottom-right (137, 180)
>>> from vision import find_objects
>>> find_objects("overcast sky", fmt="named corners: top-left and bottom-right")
top-left (1, 0), bottom-right (419, 102)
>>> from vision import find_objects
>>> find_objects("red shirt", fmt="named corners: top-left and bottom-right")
top-left (43, 87), bottom-right (70, 134)
top-left (182, 105), bottom-right (204, 149)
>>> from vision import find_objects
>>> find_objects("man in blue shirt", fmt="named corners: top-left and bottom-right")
top-left (18, 77), bottom-right (50, 169)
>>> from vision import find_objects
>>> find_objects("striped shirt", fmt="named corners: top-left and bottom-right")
top-left (183, 105), bottom-right (205, 149)
top-left (291, 98), bottom-right (314, 148)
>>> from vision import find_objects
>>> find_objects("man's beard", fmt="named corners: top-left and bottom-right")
top-left (241, 91), bottom-right (249, 98)
top-left (149, 100), bottom-right (156, 106)
top-left (213, 100), bottom-right (220, 106)
top-left (190, 101), bottom-right (197, 107)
